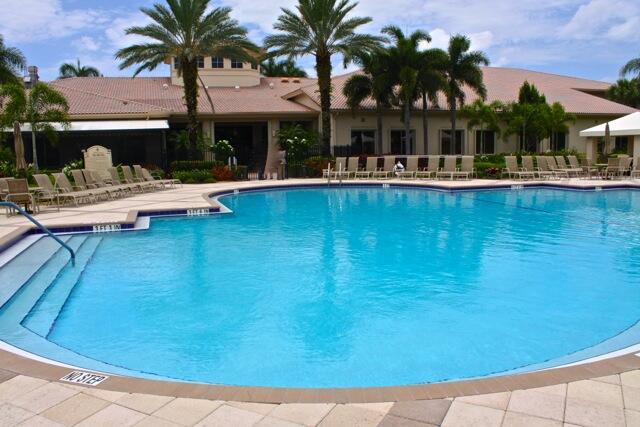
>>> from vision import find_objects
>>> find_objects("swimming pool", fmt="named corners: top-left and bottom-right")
top-left (0, 186), bottom-right (639, 388)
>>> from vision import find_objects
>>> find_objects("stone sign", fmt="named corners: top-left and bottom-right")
top-left (83, 145), bottom-right (113, 179)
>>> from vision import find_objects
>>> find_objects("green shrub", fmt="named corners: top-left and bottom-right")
top-left (170, 160), bottom-right (219, 172)
top-left (172, 169), bottom-right (215, 184)
top-left (213, 139), bottom-right (234, 161)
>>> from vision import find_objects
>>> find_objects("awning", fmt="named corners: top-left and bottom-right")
top-left (16, 120), bottom-right (169, 132)
top-left (580, 112), bottom-right (640, 137)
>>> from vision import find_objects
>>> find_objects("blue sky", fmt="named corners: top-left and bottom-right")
top-left (1, 0), bottom-right (638, 82)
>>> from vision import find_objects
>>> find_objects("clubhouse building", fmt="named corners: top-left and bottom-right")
top-left (20, 57), bottom-right (638, 175)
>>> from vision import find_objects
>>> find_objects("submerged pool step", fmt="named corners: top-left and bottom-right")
top-left (22, 235), bottom-right (103, 338)
top-left (0, 235), bottom-right (75, 309)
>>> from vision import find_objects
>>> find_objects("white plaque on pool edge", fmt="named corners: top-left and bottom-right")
top-left (60, 371), bottom-right (108, 386)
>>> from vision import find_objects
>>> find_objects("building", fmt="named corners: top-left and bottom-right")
top-left (19, 57), bottom-right (637, 174)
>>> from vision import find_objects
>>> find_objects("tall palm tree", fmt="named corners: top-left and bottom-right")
top-left (116, 0), bottom-right (258, 159)
top-left (442, 35), bottom-right (489, 154)
top-left (417, 48), bottom-right (447, 153)
top-left (58, 59), bottom-right (101, 78)
top-left (0, 35), bottom-right (26, 84)
top-left (0, 82), bottom-right (70, 171)
top-left (621, 57), bottom-right (640, 78)
top-left (460, 99), bottom-right (501, 154)
top-left (383, 26), bottom-right (430, 155)
top-left (607, 78), bottom-right (640, 108)
top-left (342, 51), bottom-right (393, 154)
top-left (260, 58), bottom-right (308, 77)
top-left (264, 0), bottom-right (385, 156)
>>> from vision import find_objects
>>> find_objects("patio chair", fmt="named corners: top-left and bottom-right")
top-left (453, 156), bottom-right (475, 180)
top-left (372, 156), bottom-right (395, 179)
top-left (122, 166), bottom-right (155, 191)
top-left (345, 157), bottom-right (359, 179)
top-left (522, 156), bottom-right (551, 180)
top-left (355, 157), bottom-right (378, 179)
top-left (436, 156), bottom-right (458, 180)
top-left (556, 155), bottom-right (582, 177)
top-left (0, 178), bottom-right (9, 199)
top-left (5, 178), bottom-right (38, 215)
top-left (603, 157), bottom-right (621, 179)
top-left (617, 157), bottom-right (633, 178)
top-left (631, 158), bottom-right (640, 179)
top-left (567, 155), bottom-right (590, 178)
top-left (53, 173), bottom-right (103, 204)
top-left (71, 169), bottom-right (96, 190)
top-left (503, 156), bottom-right (535, 180)
top-left (416, 156), bottom-right (439, 179)
top-left (399, 156), bottom-right (419, 179)
top-left (329, 157), bottom-right (350, 179)
top-left (84, 169), bottom-right (131, 198)
top-left (34, 174), bottom-right (79, 206)
top-left (140, 168), bottom-right (182, 189)
top-left (108, 167), bottom-right (144, 193)
top-left (546, 157), bottom-right (570, 178)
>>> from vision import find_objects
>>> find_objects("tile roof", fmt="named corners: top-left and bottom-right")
top-left (291, 67), bottom-right (636, 116)
top-left (47, 67), bottom-right (635, 118)
top-left (49, 76), bottom-right (317, 117)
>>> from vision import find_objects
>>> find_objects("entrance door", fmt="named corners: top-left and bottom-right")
top-left (214, 123), bottom-right (268, 172)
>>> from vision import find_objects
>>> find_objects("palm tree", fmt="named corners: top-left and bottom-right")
top-left (264, 0), bottom-right (385, 156)
top-left (417, 48), bottom-right (447, 153)
top-left (383, 26), bottom-right (430, 155)
top-left (342, 51), bottom-right (393, 154)
top-left (460, 99), bottom-right (501, 154)
top-left (621, 57), bottom-right (640, 78)
top-left (116, 0), bottom-right (258, 159)
top-left (0, 35), bottom-right (26, 84)
top-left (260, 58), bottom-right (308, 77)
top-left (0, 82), bottom-right (70, 171)
top-left (442, 35), bottom-right (489, 154)
top-left (545, 102), bottom-right (575, 151)
top-left (58, 59), bottom-right (101, 78)
top-left (607, 78), bottom-right (640, 108)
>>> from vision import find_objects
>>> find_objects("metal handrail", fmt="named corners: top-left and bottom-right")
top-left (1, 201), bottom-right (75, 265)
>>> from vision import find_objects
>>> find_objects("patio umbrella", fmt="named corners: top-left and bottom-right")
top-left (604, 122), bottom-right (611, 156)
top-left (13, 121), bottom-right (27, 171)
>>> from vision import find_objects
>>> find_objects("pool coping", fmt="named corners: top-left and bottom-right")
top-left (1, 178), bottom-right (640, 403)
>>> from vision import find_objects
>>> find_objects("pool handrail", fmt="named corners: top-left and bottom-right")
top-left (1, 201), bottom-right (75, 265)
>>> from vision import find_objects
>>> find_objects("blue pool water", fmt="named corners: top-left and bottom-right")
top-left (1, 187), bottom-right (640, 387)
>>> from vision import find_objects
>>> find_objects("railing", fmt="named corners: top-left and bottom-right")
top-left (1, 201), bottom-right (75, 265)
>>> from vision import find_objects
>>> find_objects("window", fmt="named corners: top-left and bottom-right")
top-left (615, 136), bottom-right (629, 153)
top-left (231, 59), bottom-right (243, 69)
top-left (251, 62), bottom-right (258, 70)
top-left (211, 57), bottom-right (224, 68)
top-left (173, 57), bottom-right (181, 69)
top-left (550, 132), bottom-right (567, 151)
top-left (519, 134), bottom-right (539, 152)
top-left (440, 129), bottom-right (464, 154)
top-left (196, 56), bottom-right (205, 68)
top-left (390, 130), bottom-right (415, 154)
top-left (475, 130), bottom-right (495, 154)
top-left (350, 130), bottom-right (376, 155)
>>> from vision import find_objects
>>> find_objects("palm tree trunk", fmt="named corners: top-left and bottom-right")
top-left (316, 54), bottom-right (333, 156)
top-left (422, 92), bottom-right (429, 154)
top-left (182, 59), bottom-right (200, 160)
top-left (31, 129), bottom-right (38, 171)
top-left (404, 103), bottom-right (411, 155)
top-left (375, 103), bottom-right (383, 154)
top-left (450, 97), bottom-right (457, 155)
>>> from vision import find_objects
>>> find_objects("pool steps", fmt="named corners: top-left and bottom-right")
top-left (23, 236), bottom-right (102, 338)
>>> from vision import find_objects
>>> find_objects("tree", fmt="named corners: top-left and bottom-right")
top-left (545, 102), bottom-right (575, 151)
top-left (460, 99), bottom-right (502, 154)
top-left (621, 57), bottom-right (640, 78)
top-left (116, 0), bottom-right (258, 159)
top-left (0, 82), bottom-right (70, 171)
top-left (503, 81), bottom-right (549, 151)
top-left (442, 35), bottom-right (489, 154)
top-left (382, 26), bottom-right (430, 155)
top-left (58, 59), bottom-right (101, 78)
top-left (342, 51), bottom-right (393, 154)
top-left (260, 58), bottom-right (308, 77)
top-left (0, 35), bottom-right (26, 84)
top-left (607, 78), bottom-right (640, 108)
top-left (264, 0), bottom-right (385, 156)
top-left (417, 48), bottom-right (447, 153)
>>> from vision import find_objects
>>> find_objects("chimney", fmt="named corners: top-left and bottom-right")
top-left (24, 66), bottom-right (39, 88)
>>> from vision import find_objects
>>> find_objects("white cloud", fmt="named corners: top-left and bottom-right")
top-left (0, 0), bottom-right (106, 43)
top-left (560, 0), bottom-right (640, 40)
top-left (419, 28), bottom-right (494, 52)
top-left (76, 36), bottom-right (100, 52)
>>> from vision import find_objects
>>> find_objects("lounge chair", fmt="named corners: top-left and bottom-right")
top-left (0, 178), bottom-right (9, 199)
top-left (122, 166), bottom-right (156, 191)
top-left (355, 157), bottom-right (378, 179)
top-left (108, 167), bottom-right (144, 193)
top-left (71, 169), bottom-right (96, 190)
top-left (5, 179), bottom-right (38, 215)
top-left (416, 156), bottom-right (439, 179)
top-left (436, 156), bottom-right (458, 180)
top-left (546, 157), bottom-right (570, 178)
top-left (631, 158), bottom-right (640, 179)
top-left (53, 173), bottom-right (102, 204)
top-left (453, 156), bottom-right (475, 180)
top-left (503, 156), bottom-right (535, 180)
top-left (603, 157), bottom-right (621, 179)
top-left (329, 157), bottom-right (350, 179)
top-left (84, 169), bottom-right (132, 197)
top-left (567, 155), bottom-right (590, 178)
top-left (617, 157), bottom-right (632, 179)
top-left (140, 168), bottom-right (182, 189)
top-left (372, 156), bottom-right (395, 179)
top-left (555, 155), bottom-right (581, 177)
top-left (522, 156), bottom-right (551, 179)
top-left (31, 174), bottom-right (61, 210)
top-left (398, 156), bottom-right (418, 179)
top-left (344, 157), bottom-right (359, 179)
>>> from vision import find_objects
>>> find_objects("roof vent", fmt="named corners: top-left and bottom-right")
top-left (292, 78), bottom-right (301, 83)
top-left (268, 82), bottom-right (275, 89)
top-left (280, 78), bottom-right (289, 83)
top-left (162, 83), bottom-right (169, 90)
top-left (234, 85), bottom-right (240, 91)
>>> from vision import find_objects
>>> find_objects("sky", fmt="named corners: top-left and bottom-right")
top-left (0, 0), bottom-right (638, 82)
